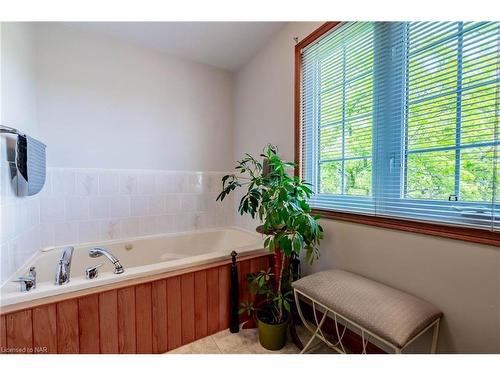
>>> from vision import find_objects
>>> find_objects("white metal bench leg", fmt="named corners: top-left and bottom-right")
top-left (294, 289), bottom-right (318, 337)
top-left (294, 289), bottom-right (348, 354)
top-left (430, 319), bottom-right (440, 353)
top-left (300, 304), bottom-right (328, 354)
top-left (333, 313), bottom-right (347, 353)
top-left (361, 330), bottom-right (369, 354)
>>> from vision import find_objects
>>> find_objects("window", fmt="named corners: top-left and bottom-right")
top-left (298, 22), bottom-right (499, 236)
top-left (405, 22), bottom-right (498, 203)
top-left (318, 24), bottom-right (374, 197)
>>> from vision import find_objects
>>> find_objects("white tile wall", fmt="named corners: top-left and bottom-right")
top-left (0, 163), bottom-right (42, 284)
top-left (1, 166), bottom-right (235, 284)
top-left (39, 168), bottom-right (234, 247)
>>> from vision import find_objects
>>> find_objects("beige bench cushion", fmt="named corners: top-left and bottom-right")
top-left (292, 269), bottom-right (442, 349)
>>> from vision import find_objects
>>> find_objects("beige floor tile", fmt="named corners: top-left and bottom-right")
top-left (166, 325), bottom-right (335, 354)
top-left (212, 329), bottom-right (263, 354)
top-left (307, 342), bottom-right (337, 354)
top-left (168, 335), bottom-right (221, 354)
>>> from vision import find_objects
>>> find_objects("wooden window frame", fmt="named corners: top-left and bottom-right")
top-left (294, 22), bottom-right (500, 247)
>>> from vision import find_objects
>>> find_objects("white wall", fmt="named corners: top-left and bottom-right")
top-left (234, 22), bottom-right (321, 163)
top-left (1, 22), bottom-right (235, 284)
top-left (35, 23), bottom-right (233, 171)
top-left (0, 23), bottom-right (41, 283)
top-left (233, 22), bottom-right (500, 353)
top-left (232, 22), bottom-right (322, 230)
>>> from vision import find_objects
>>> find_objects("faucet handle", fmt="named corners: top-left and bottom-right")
top-left (85, 264), bottom-right (103, 280)
top-left (60, 246), bottom-right (74, 264)
top-left (13, 267), bottom-right (36, 292)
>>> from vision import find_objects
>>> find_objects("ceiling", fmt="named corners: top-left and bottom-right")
top-left (63, 22), bottom-right (286, 71)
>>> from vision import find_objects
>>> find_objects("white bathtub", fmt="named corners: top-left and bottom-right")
top-left (0, 227), bottom-right (264, 309)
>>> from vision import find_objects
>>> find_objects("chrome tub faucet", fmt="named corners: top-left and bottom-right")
top-left (89, 247), bottom-right (124, 274)
top-left (13, 266), bottom-right (37, 292)
top-left (55, 246), bottom-right (74, 285)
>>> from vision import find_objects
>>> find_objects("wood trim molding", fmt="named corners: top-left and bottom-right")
top-left (294, 22), bottom-right (500, 248)
top-left (295, 22), bottom-right (342, 51)
top-left (313, 209), bottom-right (500, 247)
top-left (295, 22), bottom-right (341, 177)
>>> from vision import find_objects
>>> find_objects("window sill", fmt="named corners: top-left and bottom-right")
top-left (312, 209), bottom-right (500, 247)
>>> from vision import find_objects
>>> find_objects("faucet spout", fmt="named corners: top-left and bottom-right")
top-left (89, 247), bottom-right (125, 274)
top-left (55, 246), bottom-right (74, 285)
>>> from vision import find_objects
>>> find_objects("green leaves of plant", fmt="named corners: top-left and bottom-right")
top-left (240, 268), bottom-right (293, 324)
top-left (217, 145), bottom-right (325, 320)
top-left (216, 174), bottom-right (241, 202)
top-left (239, 300), bottom-right (254, 317)
top-left (216, 145), bottom-right (324, 262)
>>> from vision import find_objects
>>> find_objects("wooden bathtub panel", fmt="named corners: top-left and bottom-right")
top-left (33, 304), bottom-right (57, 354)
top-left (78, 295), bottom-right (100, 354)
top-left (249, 258), bottom-right (263, 295)
top-left (136, 283), bottom-right (153, 353)
top-left (151, 280), bottom-right (167, 354)
top-left (250, 257), bottom-right (262, 274)
top-left (238, 260), bottom-right (251, 324)
top-left (261, 255), bottom-right (271, 271)
top-left (0, 315), bottom-right (6, 352)
top-left (248, 257), bottom-right (260, 320)
top-left (181, 273), bottom-right (195, 345)
top-left (239, 260), bottom-right (251, 302)
top-left (57, 300), bottom-right (79, 353)
top-left (166, 276), bottom-right (182, 351)
top-left (117, 286), bottom-right (136, 354)
top-left (207, 267), bottom-right (219, 335)
top-left (0, 253), bottom-right (271, 354)
top-left (99, 290), bottom-right (119, 354)
top-left (218, 264), bottom-right (230, 330)
top-left (194, 270), bottom-right (208, 340)
top-left (6, 309), bottom-right (32, 354)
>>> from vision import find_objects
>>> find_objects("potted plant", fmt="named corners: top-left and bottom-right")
top-left (217, 145), bottom-right (323, 350)
top-left (239, 268), bottom-right (291, 350)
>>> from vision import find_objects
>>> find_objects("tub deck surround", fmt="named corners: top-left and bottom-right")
top-left (0, 226), bottom-right (271, 354)
top-left (0, 227), bottom-right (264, 311)
top-left (0, 252), bottom-right (271, 354)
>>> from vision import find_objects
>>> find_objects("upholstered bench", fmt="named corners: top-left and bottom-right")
top-left (292, 269), bottom-right (443, 354)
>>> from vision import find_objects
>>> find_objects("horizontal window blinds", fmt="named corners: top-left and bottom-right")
top-left (300, 22), bottom-right (499, 231)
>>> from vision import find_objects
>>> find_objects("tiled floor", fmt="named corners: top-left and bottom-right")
top-left (168, 326), bottom-right (334, 354)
